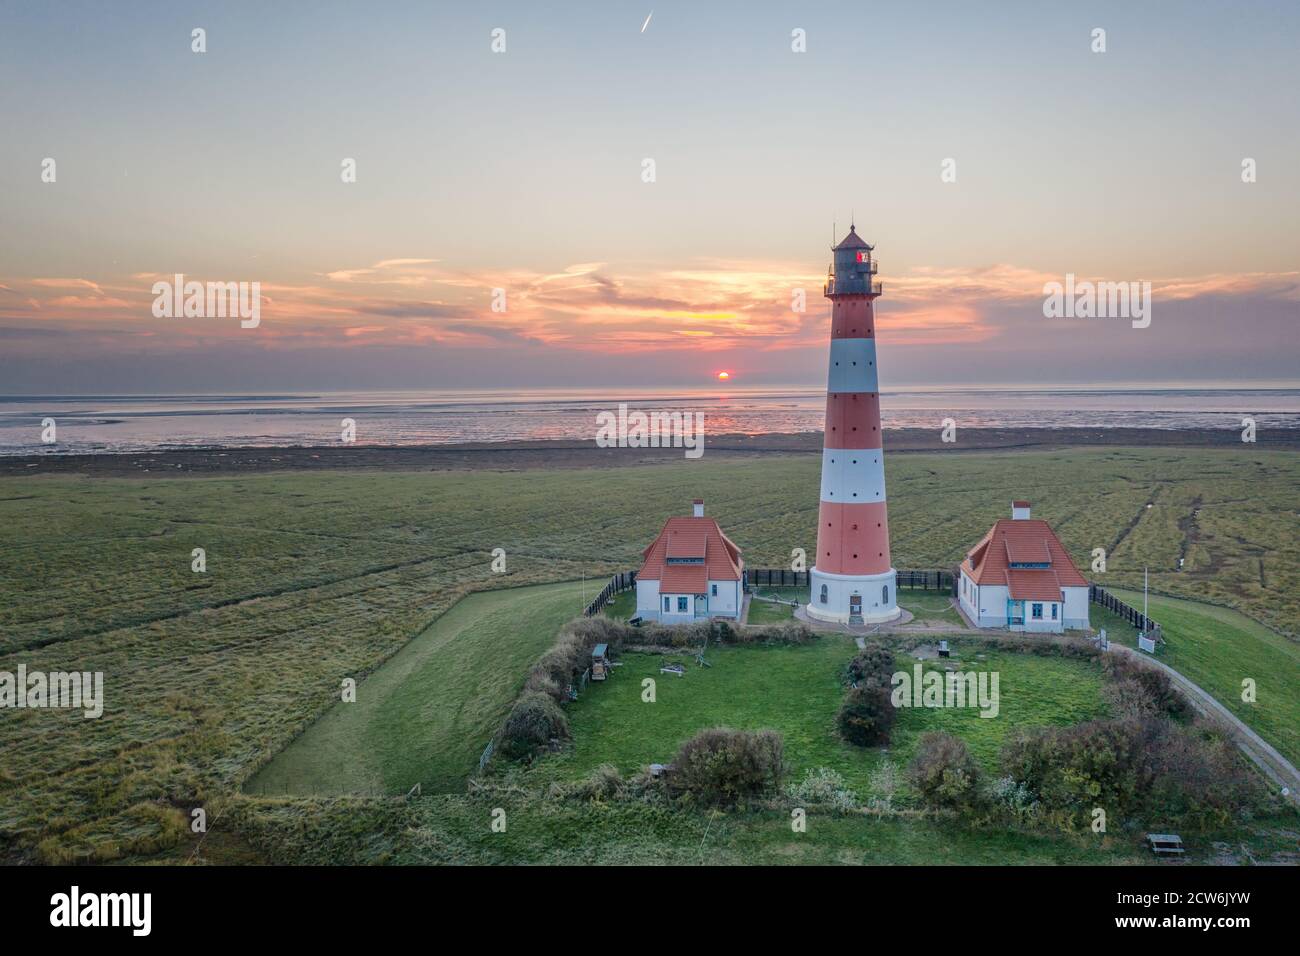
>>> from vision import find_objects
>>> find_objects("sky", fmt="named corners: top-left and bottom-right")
top-left (1, 0), bottom-right (1297, 392)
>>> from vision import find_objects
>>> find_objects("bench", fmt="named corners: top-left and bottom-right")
top-left (1146, 833), bottom-right (1185, 856)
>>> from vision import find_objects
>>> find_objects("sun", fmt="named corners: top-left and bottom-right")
top-left (716, 370), bottom-right (731, 381)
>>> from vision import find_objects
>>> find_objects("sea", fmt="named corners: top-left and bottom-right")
top-left (1, 386), bottom-right (1298, 456)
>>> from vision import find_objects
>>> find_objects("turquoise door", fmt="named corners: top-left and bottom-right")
top-left (1007, 599), bottom-right (1024, 626)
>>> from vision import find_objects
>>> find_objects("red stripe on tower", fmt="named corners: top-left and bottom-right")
top-left (808, 225), bottom-right (900, 624)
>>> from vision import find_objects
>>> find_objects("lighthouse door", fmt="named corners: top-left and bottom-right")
top-left (849, 594), bottom-right (862, 616)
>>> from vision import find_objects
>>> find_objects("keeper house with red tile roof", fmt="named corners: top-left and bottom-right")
top-left (636, 499), bottom-right (744, 623)
top-left (958, 501), bottom-right (1090, 633)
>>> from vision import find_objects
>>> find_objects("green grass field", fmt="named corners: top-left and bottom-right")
top-left (895, 588), bottom-right (963, 625)
top-left (528, 637), bottom-right (1110, 798)
top-left (1, 446), bottom-right (1296, 862)
top-left (1107, 589), bottom-right (1300, 766)
top-left (229, 792), bottom-right (1174, 865)
top-left (245, 580), bottom-right (589, 796)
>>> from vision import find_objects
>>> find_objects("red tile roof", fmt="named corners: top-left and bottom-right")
top-left (1004, 570), bottom-right (1070, 601)
top-left (665, 530), bottom-right (707, 560)
top-left (660, 565), bottom-right (709, 593)
top-left (639, 514), bottom-right (743, 592)
top-left (961, 517), bottom-right (1087, 601)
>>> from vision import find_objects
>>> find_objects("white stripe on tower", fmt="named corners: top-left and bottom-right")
top-left (827, 338), bottom-right (878, 393)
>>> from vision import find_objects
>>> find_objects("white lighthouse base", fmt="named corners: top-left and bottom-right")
top-left (807, 567), bottom-right (900, 625)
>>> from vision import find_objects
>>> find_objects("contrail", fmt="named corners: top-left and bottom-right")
top-left (641, 11), bottom-right (653, 33)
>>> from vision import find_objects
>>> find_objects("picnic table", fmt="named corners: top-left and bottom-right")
top-left (1146, 833), bottom-right (1185, 856)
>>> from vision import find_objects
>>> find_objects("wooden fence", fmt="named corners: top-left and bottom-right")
top-left (582, 570), bottom-right (637, 617)
top-left (1089, 584), bottom-right (1161, 635)
top-left (746, 567), bottom-right (955, 594)
top-left (745, 568), bottom-right (810, 588)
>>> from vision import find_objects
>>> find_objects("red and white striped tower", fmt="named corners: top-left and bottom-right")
top-left (808, 225), bottom-right (899, 624)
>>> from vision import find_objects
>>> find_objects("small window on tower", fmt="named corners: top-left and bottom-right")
top-left (820, 584), bottom-right (828, 604)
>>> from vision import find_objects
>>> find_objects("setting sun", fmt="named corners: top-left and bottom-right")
top-left (716, 371), bottom-right (731, 380)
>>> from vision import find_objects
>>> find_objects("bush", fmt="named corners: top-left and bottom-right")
top-left (997, 715), bottom-right (1245, 828)
top-left (986, 774), bottom-right (1038, 822)
top-left (668, 727), bottom-right (785, 805)
top-left (552, 763), bottom-right (626, 802)
top-left (730, 621), bottom-right (815, 646)
top-left (1102, 654), bottom-right (1190, 719)
top-left (1141, 722), bottom-right (1246, 822)
top-left (1000, 718), bottom-right (1152, 819)
top-left (836, 679), bottom-right (896, 746)
top-left (786, 767), bottom-right (859, 812)
top-left (847, 642), bottom-right (895, 685)
top-left (909, 732), bottom-right (982, 810)
top-left (867, 759), bottom-right (901, 811)
top-left (498, 692), bottom-right (570, 761)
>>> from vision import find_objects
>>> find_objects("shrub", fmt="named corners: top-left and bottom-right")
top-left (1142, 722), bottom-right (1246, 822)
top-left (730, 621), bottom-right (815, 646)
top-left (986, 774), bottom-right (1038, 822)
top-left (867, 759), bottom-right (901, 811)
top-left (668, 727), bottom-right (785, 805)
top-left (498, 692), bottom-right (570, 761)
top-left (786, 767), bottom-right (859, 812)
top-left (836, 679), bottom-right (896, 746)
top-left (997, 715), bottom-right (1246, 828)
top-left (1102, 655), bottom-right (1190, 719)
top-left (553, 763), bottom-right (626, 802)
top-left (1000, 718), bottom-right (1152, 819)
top-left (847, 642), bottom-right (895, 685)
top-left (909, 732), bottom-right (982, 810)
top-left (993, 717), bottom-right (1248, 832)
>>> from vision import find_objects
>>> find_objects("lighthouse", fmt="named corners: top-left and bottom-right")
top-left (807, 225), bottom-right (899, 625)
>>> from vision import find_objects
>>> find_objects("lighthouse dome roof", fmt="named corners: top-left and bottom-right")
top-left (832, 224), bottom-right (873, 252)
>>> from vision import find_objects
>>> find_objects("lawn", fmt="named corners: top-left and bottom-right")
top-left (748, 596), bottom-right (798, 624)
top-left (228, 792), bottom-right (1168, 865)
top-left (895, 587), bottom-right (963, 625)
top-left (600, 588), bottom-right (637, 620)
top-left (1107, 588), bottom-right (1300, 766)
top-left (2, 445), bottom-right (1295, 862)
top-left (246, 580), bottom-right (589, 796)
top-left (528, 637), bottom-right (1110, 799)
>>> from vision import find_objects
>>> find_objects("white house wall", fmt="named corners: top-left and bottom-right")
top-left (636, 577), bottom-right (741, 622)
top-left (707, 579), bottom-right (740, 617)
top-left (636, 578), bottom-right (660, 619)
top-left (1062, 586), bottom-right (1090, 629)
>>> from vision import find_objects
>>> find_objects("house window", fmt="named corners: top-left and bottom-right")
top-left (1051, 604), bottom-right (1058, 620)
top-left (1031, 603), bottom-right (1043, 620)
top-left (711, 584), bottom-right (718, 597)
top-left (677, 596), bottom-right (688, 612)
top-left (663, 596), bottom-right (670, 612)
top-left (882, 585), bottom-right (889, 605)
top-left (819, 584), bottom-right (828, 604)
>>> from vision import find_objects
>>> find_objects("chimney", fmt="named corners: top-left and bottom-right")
top-left (1012, 500), bottom-right (1031, 520)
top-left (692, 498), bottom-right (704, 518)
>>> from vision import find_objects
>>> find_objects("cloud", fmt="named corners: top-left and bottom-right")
top-left (1, 261), bottom-right (1296, 386)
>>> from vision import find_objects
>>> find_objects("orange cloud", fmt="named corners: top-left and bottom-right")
top-left (1, 260), bottom-right (1296, 361)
